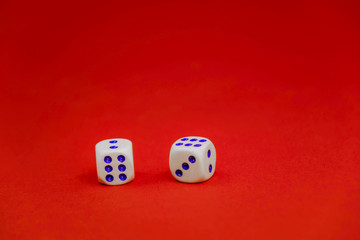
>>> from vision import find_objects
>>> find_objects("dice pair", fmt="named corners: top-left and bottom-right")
top-left (95, 136), bottom-right (216, 185)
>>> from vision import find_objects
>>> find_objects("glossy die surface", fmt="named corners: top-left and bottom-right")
top-left (95, 138), bottom-right (134, 185)
top-left (169, 136), bottom-right (216, 183)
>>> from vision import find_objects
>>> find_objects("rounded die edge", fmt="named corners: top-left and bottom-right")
top-left (97, 173), bottom-right (135, 186)
top-left (171, 174), bottom-right (213, 184)
top-left (95, 138), bottom-right (133, 149)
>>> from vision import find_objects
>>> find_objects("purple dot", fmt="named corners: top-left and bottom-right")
top-left (199, 139), bottom-right (207, 142)
top-left (194, 144), bottom-right (202, 147)
top-left (109, 140), bottom-right (118, 143)
top-left (118, 164), bottom-right (126, 172)
top-left (207, 150), bottom-right (211, 158)
top-left (181, 138), bottom-right (189, 141)
top-left (176, 143), bottom-right (183, 146)
top-left (117, 155), bottom-right (125, 162)
top-left (110, 146), bottom-right (118, 149)
top-left (105, 165), bottom-right (113, 172)
top-left (119, 174), bottom-right (127, 181)
top-left (188, 156), bottom-right (196, 163)
top-left (104, 156), bottom-right (112, 163)
top-left (105, 174), bottom-right (114, 182)
top-left (190, 138), bottom-right (198, 142)
top-left (185, 143), bottom-right (192, 146)
top-left (182, 163), bottom-right (189, 170)
top-left (175, 169), bottom-right (183, 177)
top-left (209, 164), bottom-right (213, 173)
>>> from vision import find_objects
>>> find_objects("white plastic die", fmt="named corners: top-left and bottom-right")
top-left (169, 136), bottom-right (216, 183)
top-left (95, 138), bottom-right (135, 185)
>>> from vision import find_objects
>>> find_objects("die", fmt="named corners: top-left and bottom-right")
top-left (169, 136), bottom-right (216, 183)
top-left (95, 138), bottom-right (135, 185)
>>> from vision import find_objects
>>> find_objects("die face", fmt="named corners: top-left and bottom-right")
top-left (169, 136), bottom-right (216, 183)
top-left (95, 138), bottom-right (134, 185)
top-left (200, 140), bottom-right (216, 180)
top-left (170, 149), bottom-right (204, 183)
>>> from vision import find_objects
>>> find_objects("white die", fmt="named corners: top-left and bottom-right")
top-left (169, 136), bottom-right (216, 183)
top-left (95, 138), bottom-right (135, 185)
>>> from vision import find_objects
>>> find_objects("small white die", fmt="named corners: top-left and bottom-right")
top-left (169, 136), bottom-right (216, 183)
top-left (95, 138), bottom-right (135, 185)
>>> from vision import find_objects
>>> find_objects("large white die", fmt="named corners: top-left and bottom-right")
top-left (169, 136), bottom-right (216, 183)
top-left (95, 138), bottom-right (135, 185)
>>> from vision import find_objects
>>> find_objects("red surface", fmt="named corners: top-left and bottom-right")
top-left (1, 0), bottom-right (360, 239)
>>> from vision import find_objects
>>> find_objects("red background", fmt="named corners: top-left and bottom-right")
top-left (1, 0), bottom-right (360, 239)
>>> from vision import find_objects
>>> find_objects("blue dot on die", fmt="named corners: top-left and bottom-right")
top-left (182, 163), bottom-right (189, 170)
top-left (110, 146), bottom-right (118, 149)
top-left (109, 140), bottom-right (118, 143)
top-left (105, 174), bottom-right (114, 182)
top-left (118, 164), bottom-right (126, 172)
top-left (105, 165), bottom-right (113, 172)
top-left (181, 138), bottom-right (189, 141)
top-left (209, 164), bottom-right (213, 173)
top-left (185, 143), bottom-right (192, 146)
top-left (175, 169), bottom-right (183, 177)
top-left (104, 156), bottom-right (112, 163)
top-left (190, 138), bottom-right (197, 142)
top-left (119, 174), bottom-right (127, 181)
top-left (207, 150), bottom-right (211, 158)
top-left (176, 143), bottom-right (183, 146)
top-left (188, 156), bottom-right (196, 163)
top-left (194, 144), bottom-right (201, 147)
top-left (199, 139), bottom-right (207, 142)
top-left (117, 155), bottom-right (125, 162)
